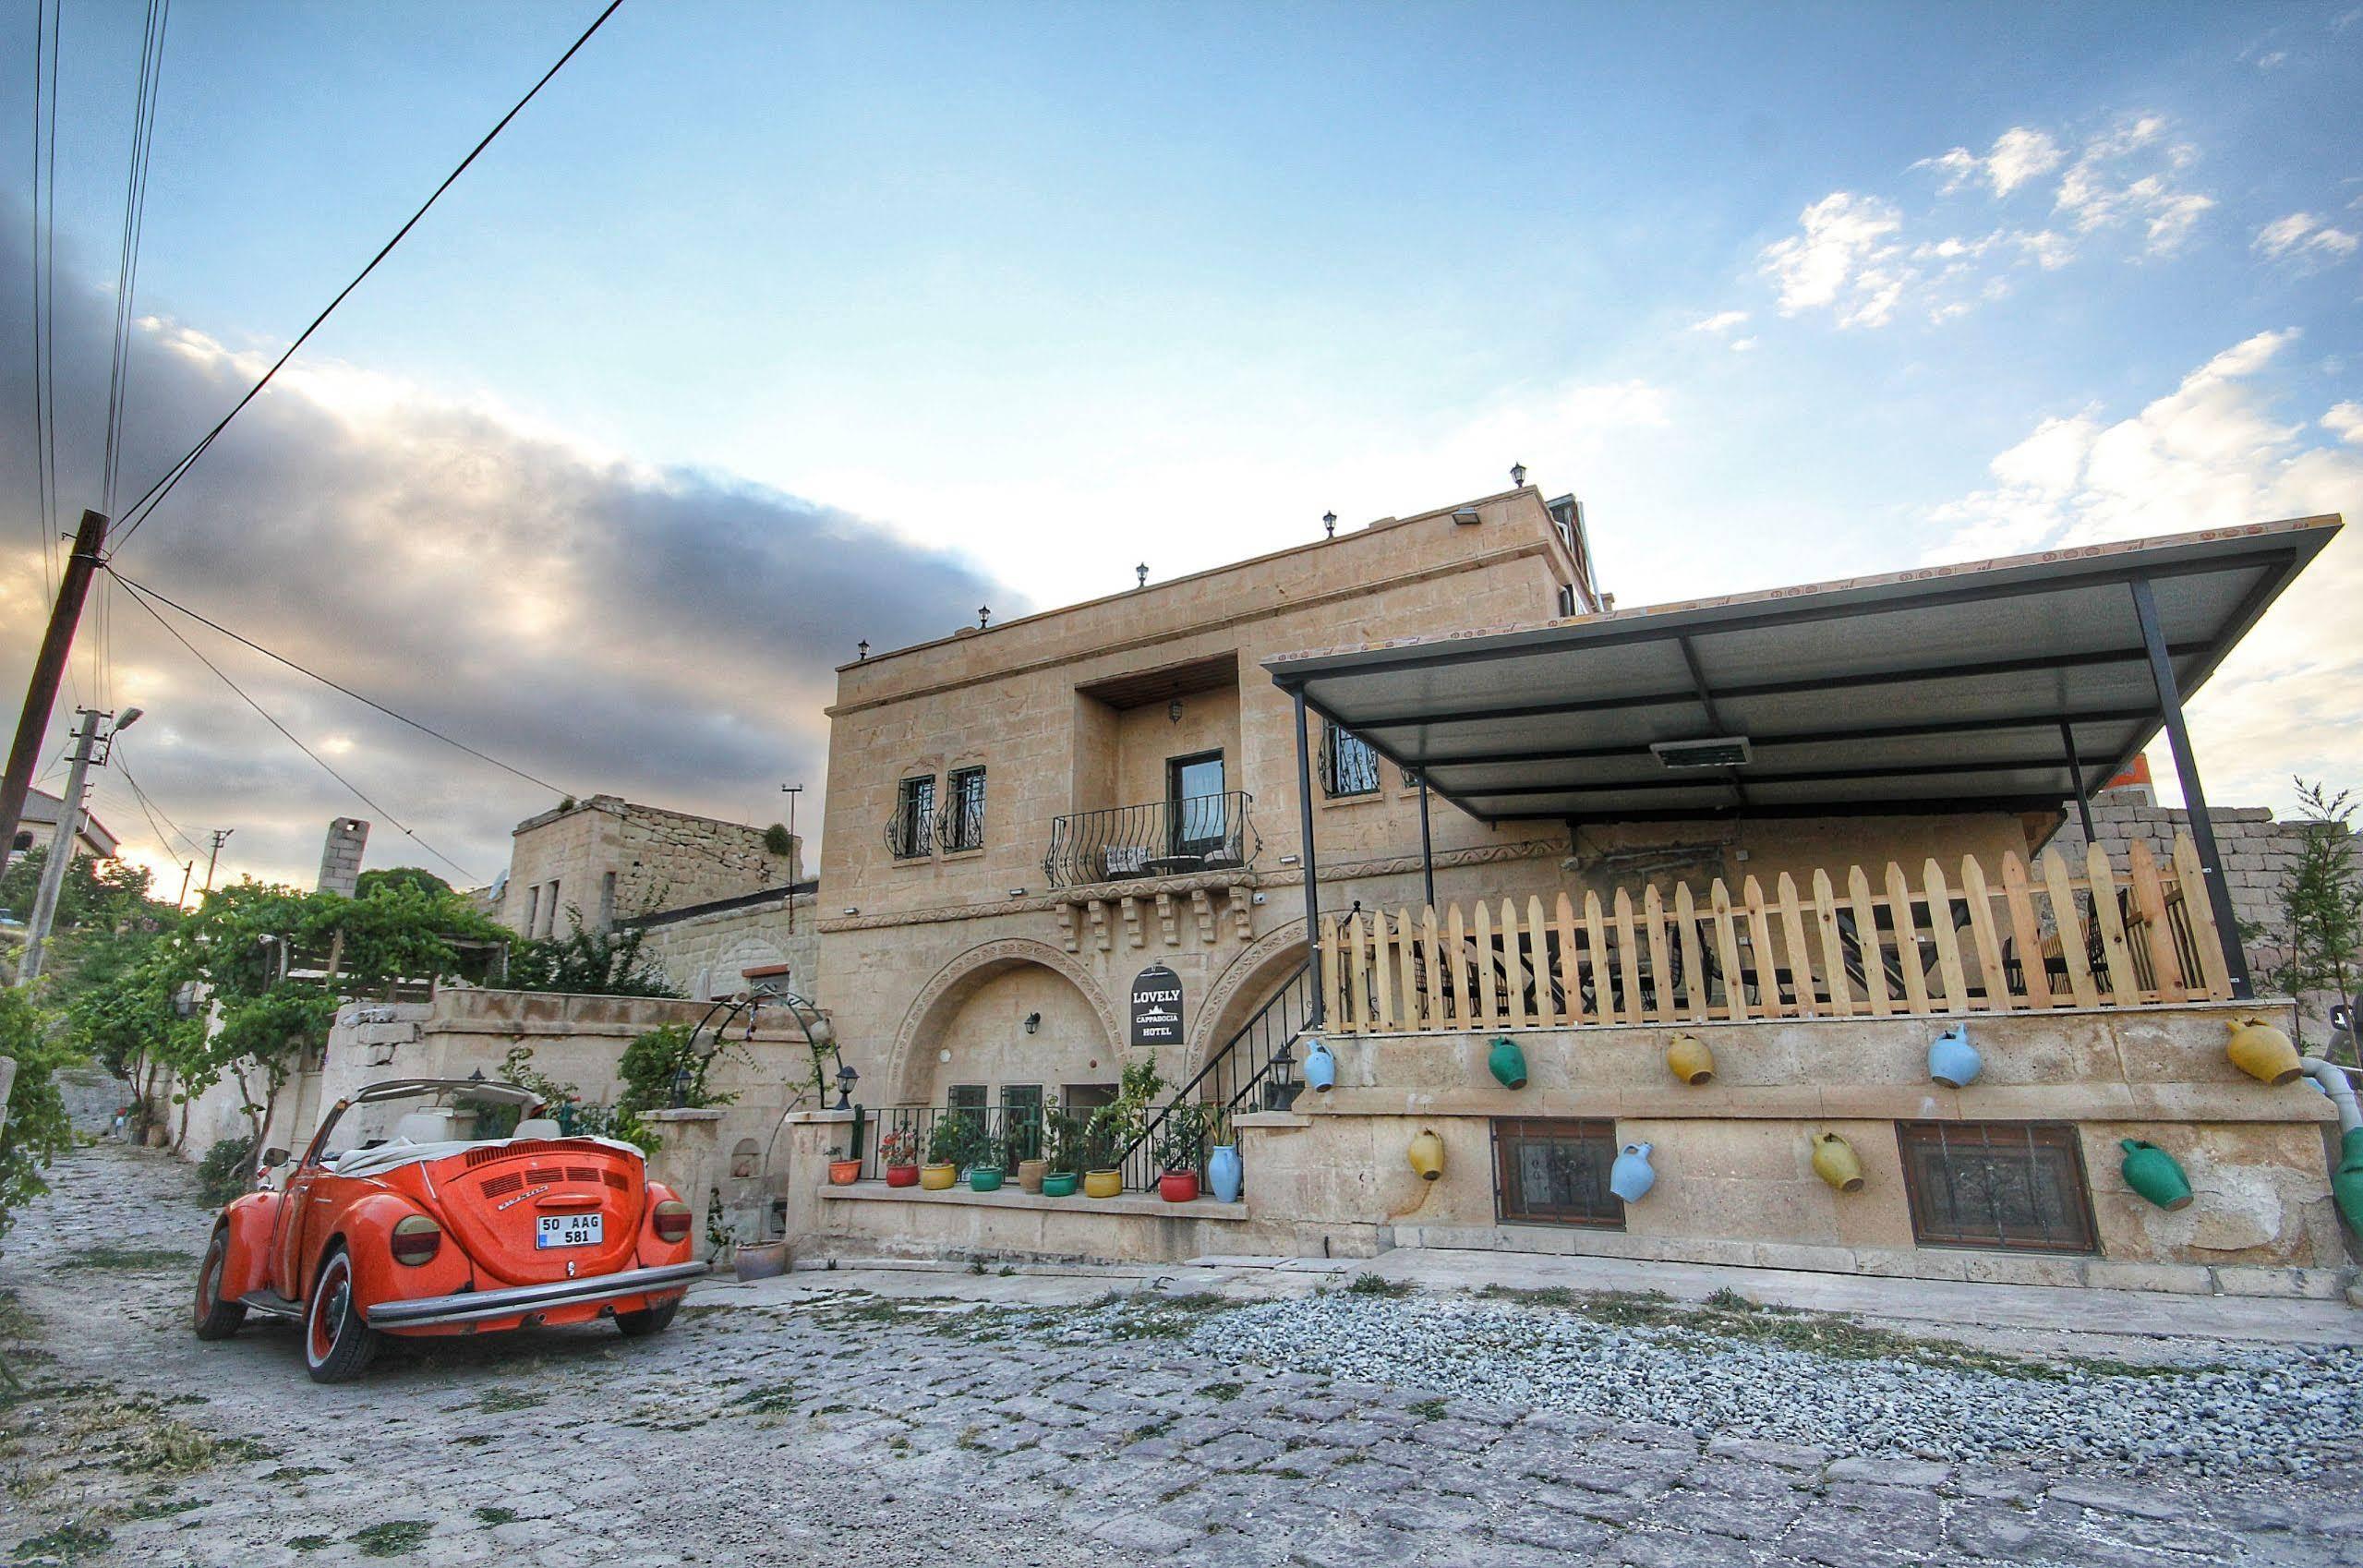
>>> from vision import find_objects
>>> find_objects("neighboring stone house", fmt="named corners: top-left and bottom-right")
top-left (496, 794), bottom-right (801, 938)
top-left (630, 881), bottom-right (822, 1001)
top-left (6, 785), bottom-right (120, 866)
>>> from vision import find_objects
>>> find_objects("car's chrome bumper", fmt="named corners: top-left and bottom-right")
top-left (366, 1261), bottom-right (708, 1329)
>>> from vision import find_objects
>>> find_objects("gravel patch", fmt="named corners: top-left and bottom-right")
top-left (1073, 1292), bottom-right (2363, 1477)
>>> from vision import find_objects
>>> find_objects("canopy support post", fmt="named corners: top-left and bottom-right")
top-left (2129, 576), bottom-right (2251, 999)
top-left (1293, 687), bottom-right (1325, 1024)
top-left (1416, 773), bottom-right (1436, 911)
top-left (2058, 719), bottom-right (2097, 841)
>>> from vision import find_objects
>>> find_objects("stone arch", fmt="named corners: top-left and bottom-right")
top-left (1187, 920), bottom-right (1312, 1078)
top-left (883, 938), bottom-right (1118, 1104)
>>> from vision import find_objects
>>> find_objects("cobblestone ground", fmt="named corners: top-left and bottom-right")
top-left (6, 1142), bottom-right (2363, 1567)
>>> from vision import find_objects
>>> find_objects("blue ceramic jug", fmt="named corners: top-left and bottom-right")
top-left (1609, 1141), bottom-right (1656, 1202)
top-left (1300, 1037), bottom-right (1337, 1092)
top-left (1928, 1024), bottom-right (1983, 1088)
top-left (1206, 1144), bottom-right (1243, 1203)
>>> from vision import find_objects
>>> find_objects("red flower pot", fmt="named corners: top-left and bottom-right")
top-left (885, 1164), bottom-right (920, 1188)
top-left (1159, 1171), bottom-right (1200, 1203)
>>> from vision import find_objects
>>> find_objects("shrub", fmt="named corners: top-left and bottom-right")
top-left (195, 1134), bottom-right (257, 1208)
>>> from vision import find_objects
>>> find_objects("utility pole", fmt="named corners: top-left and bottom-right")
top-left (200, 827), bottom-right (233, 894)
top-left (16, 704), bottom-right (138, 985)
top-left (780, 784), bottom-right (802, 932)
top-left (176, 860), bottom-right (194, 909)
top-left (0, 509), bottom-right (110, 863)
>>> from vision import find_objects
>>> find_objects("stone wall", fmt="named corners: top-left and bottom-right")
top-left (497, 795), bottom-right (801, 937)
top-left (631, 887), bottom-right (821, 1001)
top-left (316, 817), bottom-right (368, 896)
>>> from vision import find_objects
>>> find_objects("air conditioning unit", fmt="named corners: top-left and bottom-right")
top-left (1651, 737), bottom-right (1753, 769)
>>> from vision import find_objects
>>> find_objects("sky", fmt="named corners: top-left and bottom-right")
top-left (1, 0), bottom-right (2357, 898)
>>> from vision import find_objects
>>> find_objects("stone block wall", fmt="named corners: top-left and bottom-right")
top-left (497, 794), bottom-right (801, 936)
top-left (316, 817), bottom-right (368, 897)
top-left (632, 887), bottom-right (821, 1001)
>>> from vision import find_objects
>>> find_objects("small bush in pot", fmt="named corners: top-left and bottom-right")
top-left (1039, 1106), bottom-right (1082, 1197)
top-left (880, 1127), bottom-right (921, 1188)
top-left (1007, 1109), bottom-right (1049, 1193)
top-left (826, 1143), bottom-right (862, 1186)
top-left (1152, 1103), bottom-right (1209, 1203)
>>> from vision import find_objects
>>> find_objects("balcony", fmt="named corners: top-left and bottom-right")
top-left (1043, 790), bottom-right (1259, 889)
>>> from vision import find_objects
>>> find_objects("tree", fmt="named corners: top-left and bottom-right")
top-left (0, 844), bottom-right (156, 932)
top-left (503, 907), bottom-right (681, 998)
top-left (0, 986), bottom-right (76, 1242)
top-left (66, 937), bottom-right (200, 1141)
top-left (353, 866), bottom-right (452, 899)
top-left (2274, 779), bottom-right (2363, 1060)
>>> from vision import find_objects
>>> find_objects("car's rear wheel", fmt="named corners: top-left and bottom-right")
top-left (192, 1227), bottom-right (246, 1341)
top-left (615, 1297), bottom-right (680, 1338)
top-left (304, 1243), bottom-right (380, 1383)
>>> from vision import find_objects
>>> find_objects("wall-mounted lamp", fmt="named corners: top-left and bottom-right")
top-left (1007, 887), bottom-right (1028, 898)
top-left (1322, 511), bottom-right (1336, 537)
top-left (1023, 1012), bottom-right (1042, 1035)
top-left (1278, 853), bottom-right (1300, 866)
top-left (1136, 562), bottom-right (1149, 588)
top-left (842, 906), bottom-right (860, 917)
top-left (1510, 462), bottom-right (1527, 487)
top-left (1167, 699), bottom-right (1184, 724)
top-left (1453, 508), bottom-right (1482, 525)
top-left (856, 640), bottom-right (870, 661)
top-left (978, 605), bottom-right (991, 628)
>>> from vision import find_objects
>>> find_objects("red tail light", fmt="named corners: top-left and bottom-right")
top-left (652, 1200), bottom-right (692, 1244)
top-left (390, 1214), bottom-right (442, 1266)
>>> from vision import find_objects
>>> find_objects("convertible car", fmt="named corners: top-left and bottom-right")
top-left (193, 1078), bottom-right (705, 1381)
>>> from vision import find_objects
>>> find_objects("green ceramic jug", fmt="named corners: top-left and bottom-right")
top-left (2119, 1139), bottom-right (2193, 1211)
top-left (1488, 1037), bottom-right (1528, 1090)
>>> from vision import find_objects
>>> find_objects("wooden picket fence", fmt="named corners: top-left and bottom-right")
top-left (1318, 831), bottom-right (2234, 1032)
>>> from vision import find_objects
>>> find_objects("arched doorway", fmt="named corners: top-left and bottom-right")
top-left (884, 939), bottom-right (1118, 1106)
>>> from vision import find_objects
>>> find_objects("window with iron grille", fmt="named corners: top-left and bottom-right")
top-left (1897, 1121), bottom-right (2098, 1253)
top-left (1492, 1118), bottom-right (1624, 1228)
top-left (938, 766), bottom-right (986, 852)
top-left (1320, 721), bottom-right (1381, 798)
top-left (887, 775), bottom-right (935, 860)
top-left (947, 1084), bottom-right (987, 1114)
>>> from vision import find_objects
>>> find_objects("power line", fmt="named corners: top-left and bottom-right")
top-left (114, 754), bottom-right (205, 859)
top-left (115, 582), bottom-right (481, 882)
top-left (108, 0), bottom-right (627, 554)
top-left (102, 0), bottom-right (171, 517)
top-left (110, 571), bottom-right (569, 796)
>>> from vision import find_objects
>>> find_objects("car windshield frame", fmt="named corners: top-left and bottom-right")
top-left (300, 1079), bottom-right (542, 1170)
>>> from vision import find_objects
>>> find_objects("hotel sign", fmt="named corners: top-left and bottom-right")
top-left (1129, 963), bottom-right (1184, 1047)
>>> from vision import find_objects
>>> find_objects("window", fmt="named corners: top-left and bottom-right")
top-left (999, 1084), bottom-right (1043, 1119)
top-left (1492, 1118), bottom-right (1624, 1228)
top-left (1320, 721), bottom-right (1381, 799)
top-left (887, 775), bottom-right (935, 860)
top-left (1165, 751), bottom-right (1229, 860)
top-left (1556, 583), bottom-right (1577, 618)
top-left (938, 766), bottom-right (986, 853)
top-left (524, 884), bottom-right (540, 936)
top-left (1897, 1122), bottom-right (2098, 1253)
top-left (599, 871), bottom-right (617, 929)
top-left (542, 880), bottom-right (561, 937)
top-left (947, 1084), bottom-right (988, 1114)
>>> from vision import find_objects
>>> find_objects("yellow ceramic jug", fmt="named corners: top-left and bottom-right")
top-left (1407, 1128), bottom-right (1446, 1182)
top-left (1666, 1032), bottom-right (1717, 1086)
top-left (2225, 1015), bottom-right (2302, 1086)
top-left (1810, 1132), bottom-right (1865, 1193)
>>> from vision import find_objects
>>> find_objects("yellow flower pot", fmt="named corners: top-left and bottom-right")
top-left (1083, 1169), bottom-right (1124, 1199)
top-left (1809, 1132), bottom-right (1865, 1193)
top-left (920, 1162), bottom-right (958, 1190)
top-left (2226, 1015), bottom-right (2302, 1086)
top-left (1666, 1032), bottom-right (1717, 1086)
top-left (1407, 1128), bottom-right (1446, 1183)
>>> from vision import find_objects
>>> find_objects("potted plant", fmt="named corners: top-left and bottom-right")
top-left (1040, 1106), bottom-right (1081, 1198)
top-left (1151, 1102), bottom-right (1208, 1202)
top-left (826, 1144), bottom-right (862, 1186)
top-left (969, 1128), bottom-right (1007, 1192)
top-left (922, 1116), bottom-right (971, 1190)
top-left (1081, 1106), bottom-right (1127, 1200)
top-left (881, 1127), bottom-right (921, 1188)
top-left (1009, 1109), bottom-right (1049, 1194)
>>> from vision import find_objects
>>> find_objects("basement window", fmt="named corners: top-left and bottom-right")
top-left (1492, 1118), bottom-right (1624, 1229)
top-left (1897, 1121), bottom-right (2098, 1254)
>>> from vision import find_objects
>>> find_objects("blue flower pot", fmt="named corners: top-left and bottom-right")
top-left (1206, 1144), bottom-right (1243, 1203)
top-left (1928, 1025), bottom-right (1983, 1088)
top-left (1301, 1037), bottom-right (1337, 1093)
top-left (1609, 1141), bottom-right (1656, 1203)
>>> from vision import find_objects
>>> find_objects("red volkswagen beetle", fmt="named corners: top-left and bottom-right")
top-left (193, 1079), bottom-right (705, 1381)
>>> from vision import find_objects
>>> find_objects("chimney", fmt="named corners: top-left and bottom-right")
top-left (318, 817), bottom-right (370, 897)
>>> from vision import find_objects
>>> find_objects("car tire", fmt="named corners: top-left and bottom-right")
top-left (192, 1226), bottom-right (247, 1341)
top-left (303, 1243), bottom-right (380, 1383)
top-left (615, 1297), bottom-right (680, 1338)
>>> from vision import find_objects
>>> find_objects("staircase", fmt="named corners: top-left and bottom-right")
top-left (1121, 959), bottom-right (1314, 1191)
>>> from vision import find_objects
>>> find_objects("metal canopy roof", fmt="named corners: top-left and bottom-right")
top-left (1264, 517), bottom-right (2340, 824)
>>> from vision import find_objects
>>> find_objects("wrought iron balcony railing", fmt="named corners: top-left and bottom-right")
top-left (1043, 790), bottom-right (1258, 889)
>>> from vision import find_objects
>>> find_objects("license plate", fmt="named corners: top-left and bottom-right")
top-left (536, 1212), bottom-right (603, 1249)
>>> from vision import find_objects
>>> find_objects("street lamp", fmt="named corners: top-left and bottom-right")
top-left (835, 1062), bottom-right (859, 1110)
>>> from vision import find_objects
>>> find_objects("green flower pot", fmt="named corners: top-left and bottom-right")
top-left (1040, 1172), bottom-right (1079, 1198)
top-left (1488, 1036), bottom-right (1528, 1090)
top-left (968, 1166), bottom-right (1005, 1193)
top-left (2119, 1140), bottom-right (2193, 1212)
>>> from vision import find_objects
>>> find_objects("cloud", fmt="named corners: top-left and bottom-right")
top-left (1917, 127), bottom-right (2064, 199)
top-left (2052, 116), bottom-right (2213, 254)
top-left (1758, 192), bottom-right (1910, 327)
top-left (1922, 329), bottom-right (2361, 811)
top-left (0, 204), bottom-right (1016, 891)
top-left (2254, 211), bottom-right (2360, 265)
top-left (1690, 310), bottom-right (1750, 334)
